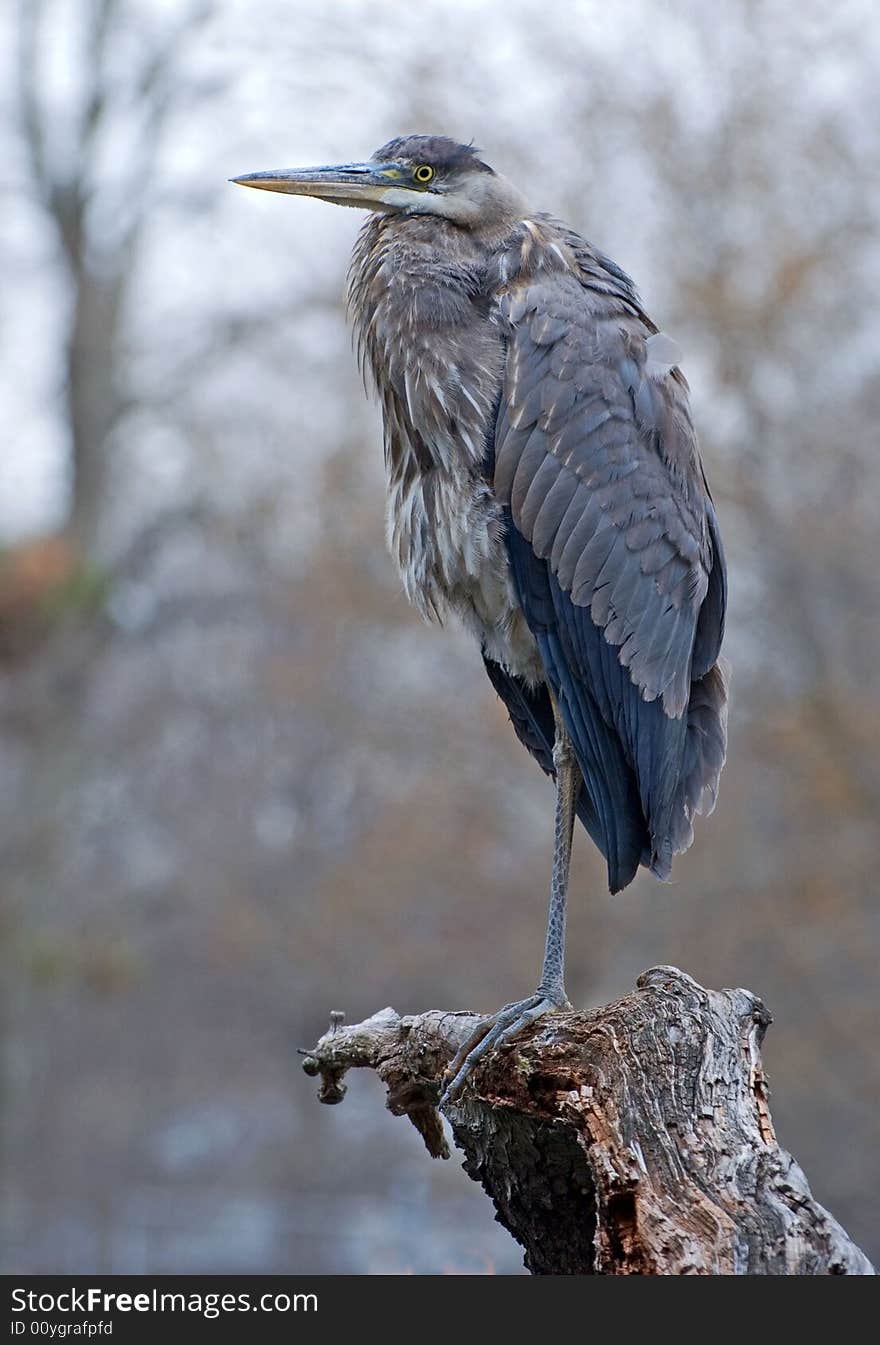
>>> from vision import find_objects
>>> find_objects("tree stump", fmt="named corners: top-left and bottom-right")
top-left (301, 965), bottom-right (873, 1275)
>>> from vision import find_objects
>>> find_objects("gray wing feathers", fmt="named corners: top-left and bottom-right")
top-left (494, 256), bottom-right (728, 876)
top-left (496, 276), bottom-right (714, 720)
top-left (668, 659), bottom-right (730, 858)
top-left (530, 471), bottom-right (580, 554)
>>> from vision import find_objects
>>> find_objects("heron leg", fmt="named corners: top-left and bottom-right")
top-left (539, 709), bottom-right (578, 1001)
top-left (440, 706), bottom-right (579, 1109)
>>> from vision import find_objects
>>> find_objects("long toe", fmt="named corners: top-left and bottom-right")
top-left (439, 991), bottom-right (565, 1108)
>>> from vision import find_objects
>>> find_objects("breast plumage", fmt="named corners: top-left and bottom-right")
top-left (349, 211), bottom-right (543, 683)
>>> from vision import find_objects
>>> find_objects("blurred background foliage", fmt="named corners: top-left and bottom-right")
top-left (1, 0), bottom-right (878, 1272)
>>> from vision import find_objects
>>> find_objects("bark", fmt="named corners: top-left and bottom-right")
top-left (301, 965), bottom-right (874, 1275)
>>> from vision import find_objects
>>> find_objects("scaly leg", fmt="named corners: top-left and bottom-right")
top-left (440, 703), bottom-right (580, 1108)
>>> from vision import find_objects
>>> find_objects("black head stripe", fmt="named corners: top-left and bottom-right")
top-left (372, 135), bottom-right (493, 175)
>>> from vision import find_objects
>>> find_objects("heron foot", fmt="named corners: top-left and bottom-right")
top-left (439, 988), bottom-right (570, 1109)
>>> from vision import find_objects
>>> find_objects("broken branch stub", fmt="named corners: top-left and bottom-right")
top-left (302, 966), bottom-right (874, 1275)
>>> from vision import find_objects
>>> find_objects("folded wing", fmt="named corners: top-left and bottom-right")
top-left (492, 266), bottom-right (727, 891)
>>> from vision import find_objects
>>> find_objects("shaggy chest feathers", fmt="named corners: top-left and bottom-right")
top-left (349, 212), bottom-right (546, 682)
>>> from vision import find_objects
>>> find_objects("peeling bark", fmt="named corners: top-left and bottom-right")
top-left (301, 966), bottom-right (874, 1275)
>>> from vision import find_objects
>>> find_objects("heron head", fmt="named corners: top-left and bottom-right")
top-left (232, 135), bottom-right (525, 228)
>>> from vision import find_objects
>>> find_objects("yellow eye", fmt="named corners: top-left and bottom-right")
top-left (414, 164), bottom-right (434, 183)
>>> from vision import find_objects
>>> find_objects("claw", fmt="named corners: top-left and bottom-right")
top-left (439, 991), bottom-right (565, 1108)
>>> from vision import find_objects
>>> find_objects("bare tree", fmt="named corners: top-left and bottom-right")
top-left (15, 0), bottom-right (211, 549)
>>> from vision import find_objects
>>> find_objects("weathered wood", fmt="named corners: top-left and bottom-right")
top-left (301, 965), bottom-right (873, 1275)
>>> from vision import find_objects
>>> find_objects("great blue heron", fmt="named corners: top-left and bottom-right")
top-left (234, 136), bottom-right (728, 1105)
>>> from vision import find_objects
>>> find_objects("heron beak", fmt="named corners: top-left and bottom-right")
top-left (230, 161), bottom-right (415, 210)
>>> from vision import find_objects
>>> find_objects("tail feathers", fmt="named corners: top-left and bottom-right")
top-left (483, 652), bottom-right (729, 892)
top-left (652, 658), bottom-right (729, 876)
top-left (481, 653), bottom-right (643, 891)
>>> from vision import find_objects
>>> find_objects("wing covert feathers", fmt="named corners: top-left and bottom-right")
top-left (493, 221), bottom-right (728, 888)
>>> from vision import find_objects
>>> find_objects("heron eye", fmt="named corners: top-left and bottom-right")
top-left (414, 165), bottom-right (435, 183)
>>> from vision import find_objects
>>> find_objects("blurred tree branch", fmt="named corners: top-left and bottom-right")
top-left (14, 0), bottom-right (212, 551)
top-left (302, 966), bottom-right (874, 1275)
